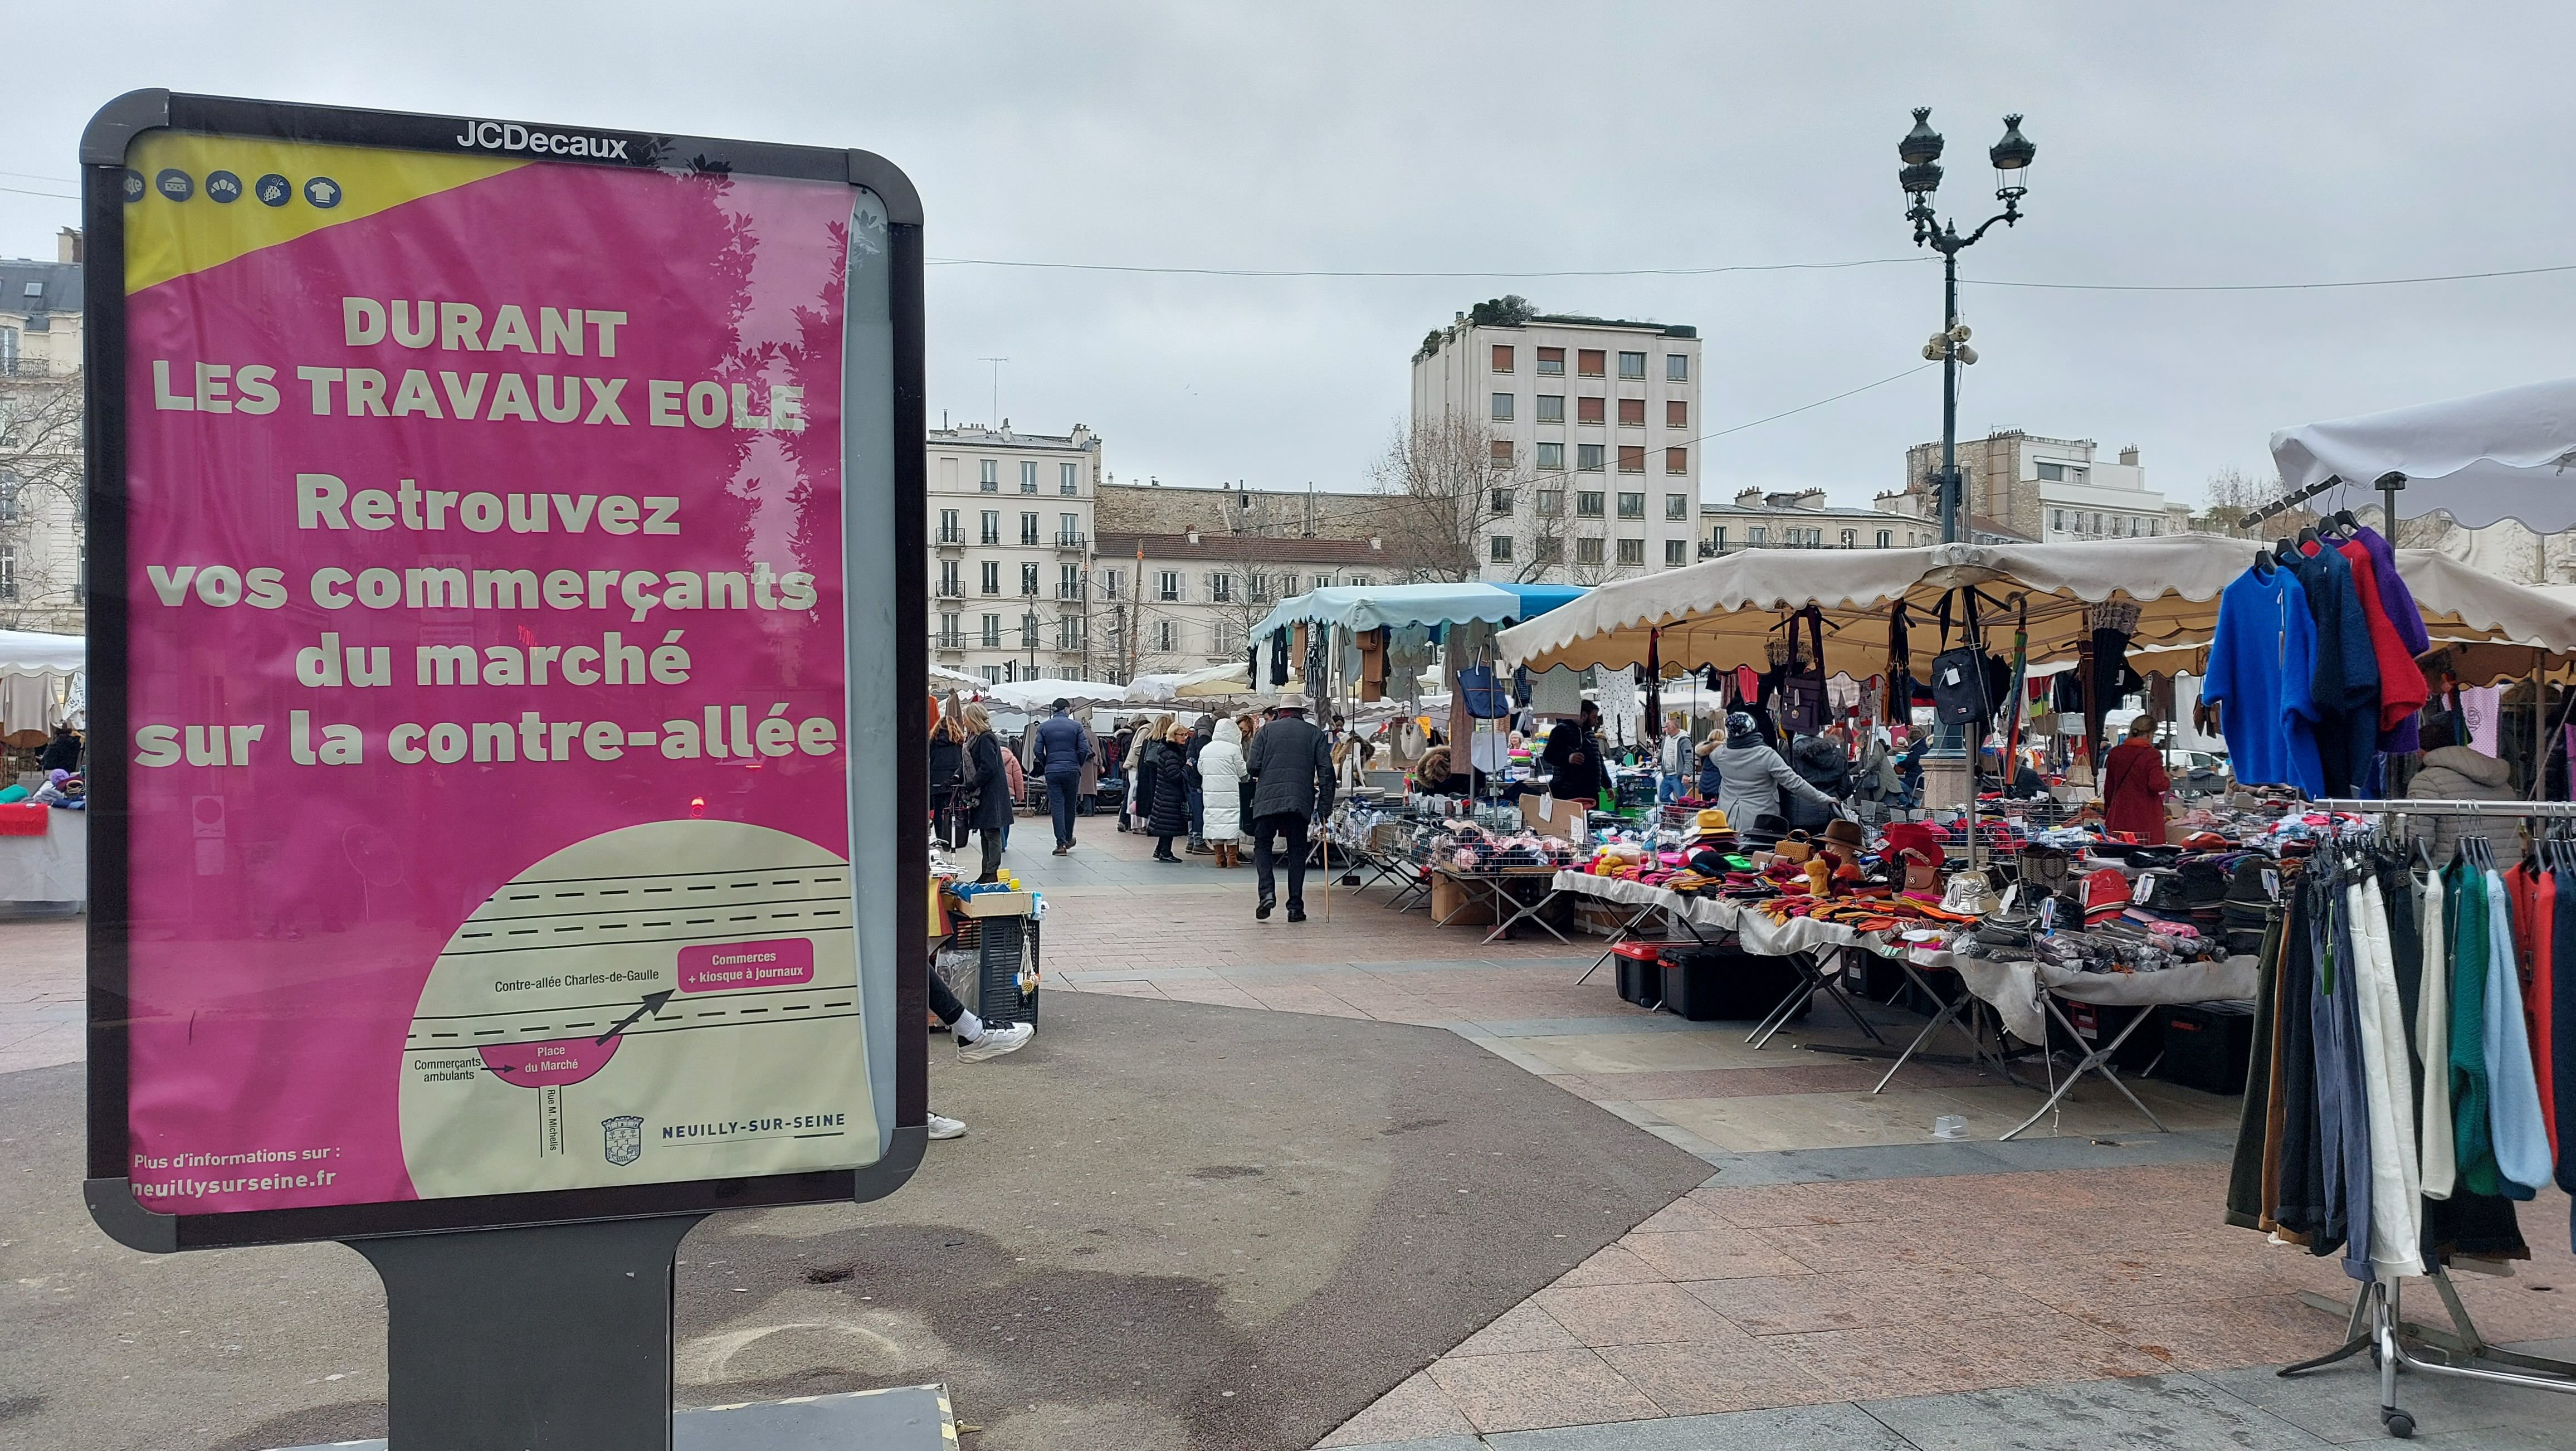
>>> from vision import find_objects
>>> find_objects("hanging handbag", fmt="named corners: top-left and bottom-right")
top-left (1779, 607), bottom-right (1830, 737)
top-left (1458, 661), bottom-right (1513, 719)
top-left (1928, 592), bottom-right (1991, 728)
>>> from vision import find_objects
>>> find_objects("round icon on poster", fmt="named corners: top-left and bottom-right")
top-left (204, 171), bottom-right (243, 204)
top-left (121, 169), bottom-right (146, 203)
top-left (155, 168), bottom-right (193, 202)
top-left (303, 177), bottom-right (343, 210)
top-left (255, 173), bottom-right (291, 207)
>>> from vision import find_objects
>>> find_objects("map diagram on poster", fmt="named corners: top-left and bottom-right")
top-left (111, 128), bottom-right (882, 1214)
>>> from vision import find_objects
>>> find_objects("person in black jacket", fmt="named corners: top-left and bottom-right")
top-left (1148, 721), bottom-right (1196, 861)
top-left (960, 704), bottom-right (1013, 882)
top-left (1540, 702), bottom-right (1606, 804)
top-left (928, 710), bottom-right (967, 849)
top-left (36, 724), bottom-right (81, 776)
top-left (1242, 702), bottom-right (1334, 920)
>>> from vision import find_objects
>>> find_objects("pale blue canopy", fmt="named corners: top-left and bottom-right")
top-left (1248, 581), bottom-right (1583, 637)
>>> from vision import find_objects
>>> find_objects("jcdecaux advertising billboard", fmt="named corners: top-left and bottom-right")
top-left (82, 92), bottom-right (928, 1248)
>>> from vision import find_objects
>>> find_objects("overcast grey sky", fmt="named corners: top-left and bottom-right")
top-left (11, 3), bottom-right (2575, 511)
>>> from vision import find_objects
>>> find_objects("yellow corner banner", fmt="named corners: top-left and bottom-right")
top-left (123, 133), bottom-right (525, 295)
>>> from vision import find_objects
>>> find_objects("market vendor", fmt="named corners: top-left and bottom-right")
top-left (1541, 702), bottom-right (1607, 805)
top-left (1412, 744), bottom-right (1468, 795)
top-left (1707, 711), bottom-right (1839, 829)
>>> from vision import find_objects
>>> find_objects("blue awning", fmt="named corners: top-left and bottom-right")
top-left (1248, 582), bottom-right (1585, 638)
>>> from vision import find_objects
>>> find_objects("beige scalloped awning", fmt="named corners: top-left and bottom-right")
top-left (1494, 537), bottom-right (2576, 680)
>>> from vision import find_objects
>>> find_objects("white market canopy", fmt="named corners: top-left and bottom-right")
top-left (1494, 537), bottom-right (2576, 678)
top-left (2271, 376), bottom-right (2576, 533)
top-left (0, 629), bottom-right (82, 676)
top-left (982, 678), bottom-right (1132, 711)
top-left (928, 664), bottom-right (983, 691)
top-left (1123, 661), bottom-right (1253, 703)
top-left (1250, 581), bottom-right (1585, 638)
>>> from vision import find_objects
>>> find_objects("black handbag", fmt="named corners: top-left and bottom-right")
top-left (1778, 607), bottom-right (1830, 737)
top-left (1927, 592), bottom-right (1996, 728)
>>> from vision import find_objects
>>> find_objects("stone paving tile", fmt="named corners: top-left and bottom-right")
top-left (1530, 1282), bottom-right (1750, 1348)
top-left (1313, 1369), bottom-right (1479, 1447)
top-left (1446, 1302), bottom-right (1578, 1357)
top-left (1423, 1348), bottom-right (1663, 1434)
top-left (1481, 1400), bottom-right (1914, 1449)
top-left (1860, 1374), bottom-right (2328, 1451)
top-left (1594, 1337), bottom-right (1842, 1416)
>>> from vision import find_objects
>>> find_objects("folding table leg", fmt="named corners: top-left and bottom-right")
top-left (1870, 962), bottom-right (1978, 1093)
top-left (1575, 902), bottom-right (1664, 985)
top-left (1999, 996), bottom-right (2168, 1140)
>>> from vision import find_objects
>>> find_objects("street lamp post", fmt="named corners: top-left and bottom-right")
top-left (1899, 109), bottom-right (2035, 544)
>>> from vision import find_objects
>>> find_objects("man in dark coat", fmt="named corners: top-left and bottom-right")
top-left (1541, 702), bottom-right (1606, 805)
top-left (1036, 699), bottom-right (1095, 856)
top-left (1243, 702), bottom-right (1333, 921)
top-left (965, 720), bottom-right (1014, 882)
top-left (37, 724), bottom-right (80, 776)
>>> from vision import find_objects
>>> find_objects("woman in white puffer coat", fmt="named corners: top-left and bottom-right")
top-left (1197, 717), bottom-right (1250, 868)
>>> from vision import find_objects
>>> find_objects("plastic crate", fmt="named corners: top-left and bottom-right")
top-left (939, 915), bottom-right (1041, 1026)
top-left (1612, 942), bottom-right (1663, 1009)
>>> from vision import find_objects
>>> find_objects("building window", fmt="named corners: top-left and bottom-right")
top-left (1617, 397), bottom-right (1645, 426)
top-left (2051, 509), bottom-right (2064, 532)
top-left (938, 610), bottom-right (962, 645)
top-left (980, 612), bottom-right (1001, 647)
top-left (1211, 573), bottom-right (1234, 603)
top-left (979, 459), bottom-right (999, 491)
top-left (938, 560), bottom-right (962, 596)
top-left (1575, 536), bottom-right (1605, 565)
top-left (1057, 614), bottom-right (1082, 650)
top-left (1020, 461), bottom-right (1039, 493)
top-left (937, 508), bottom-right (962, 543)
top-left (1158, 569), bottom-right (1182, 602)
top-left (1710, 526), bottom-right (1726, 550)
top-left (1536, 394), bottom-right (1565, 423)
top-left (1021, 562), bottom-right (1040, 595)
top-left (1617, 491), bottom-right (1645, 519)
top-left (1577, 490), bottom-right (1605, 518)
top-left (980, 510), bottom-right (1001, 544)
top-left (1577, 396), bottom-right (1606, 425)
top-left (1577, 444), bottom-right (1605, 472)
top-left (1536, 347), bottom-right (1565, 376)
top-left (1876, 529), bottom-right (1893, 548)
top-left (1490, 486), bottom-right (1515, 514)
top-left (1665, 447), bottom-right (1687, 475)
top-left (1311, 574), bottom-right (1334, 592)
top-left (1061, 462), bottom-right (1080, 494)
top-left (2150, 518), bottom-right (2162, 536)
top-left (1617, 445), bottom-right (1646, 474)
top-left (1536, 489), bottom-right (1564, 516)
top-left (1060, 512), bottom-right (1081, 543)
top-left (1749, 526), bottom-right (1768, 546)
top-left (1102, 568), bottom-right (1124, 599)
top-left (1489, 440), bottom-right (1513, 465)
top-left (1021, 611), bottom-right (1041, 647)
top-left (1213, 620), bottom-right (1243, 655)
top-left (1535, 441), bottom-right (1564, 470)
top-left (1533, 536), bottom-right (1564, 564)
top-left (1021, 512), bottom-right (1040, 545)
top-left (1666, 354), bottom-right (1689, 382)
top-left (1155, 620), bottom-right (1176, 652)
top-left (2036, 461), bottom-right (2065, 482)
top-left (1665, 539), bottom-right (1688, 566)
top-left (1616, 538), bottom-right (1645, 566)
top-left (1841, 529), bottom-right (1857, 547)
top-left (1618, 351), bottom-right (1646, 379)
top-left (1665, 494), bottom-right (1689, 520)
top-left (1490, 392), bottom-right (1514, 422)
top-left (1489, 534), bottom-right (1513, 563)
top-left (980, 561), bottom-right (1001, 595)
top-left (1491, 344), bottom-right (1514, 373)
top-left (1577, 349), bottom-right (1606, 378)
top-left (1059, 563), bottom-right (1082, 599)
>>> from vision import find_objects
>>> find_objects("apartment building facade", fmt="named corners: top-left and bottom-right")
top-left (1890, 429), bottom-right (2187, 544)
top-left (928, 422), bottom-right (1105, 683)
top-left (1701, 488), bottom-right (1940, 557)
top-left (1411, 301), bottom-right (1703, 582)
top-left (1091, 531), bottom-right (1386, 681)
top-left (0, 232), bottom-right (87, 635)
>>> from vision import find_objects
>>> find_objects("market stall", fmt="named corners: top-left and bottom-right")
top-left (0, 630), bottom-right (85, 910)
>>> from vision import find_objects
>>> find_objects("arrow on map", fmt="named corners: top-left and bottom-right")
top-left (595, 990), bottom-right (676, 1045)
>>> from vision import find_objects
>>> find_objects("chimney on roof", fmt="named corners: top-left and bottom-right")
top-left (1369, 536), bottom-right (1381, 551)
top-left (57, 228), bottom-right (82, 264)
top-left (1186, 529), bottom-right (1200, 545)
top-left (2119, 445), bottom-right (2140, 466)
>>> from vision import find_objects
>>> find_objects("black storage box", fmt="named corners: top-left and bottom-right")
top-left (1612, 943), bottom-right (1663, 1009)
top-left (2046, 999), bottom-right (2159, 1070)
top-left (2151, 1000), bottom-right (2255, 1095)
top-left (1660, 941), bottom-right (1809, 1022)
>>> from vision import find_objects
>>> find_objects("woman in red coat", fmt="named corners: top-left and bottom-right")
top-left (2101, 714), bottom-right (2173, 845)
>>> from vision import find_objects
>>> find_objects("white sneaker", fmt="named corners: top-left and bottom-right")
top-left (926, 1112), bottom-right (967, 1140)
top-left (958, 1021), bottom-right (1033, 1063)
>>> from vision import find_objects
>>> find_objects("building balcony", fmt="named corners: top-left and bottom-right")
top-left (933, 583), bottom-right (965, 599)
top-left (934, 530), bottom-right (965, 552)
top-left (933, 633), bottom-right (966, 656)
top-left (0, 357), bottom-right (55, 378)
top-left (1055, 532), bottom-right (1087, 553)
top-left (979, 534), bottom-right (1002, 547)
top-left (1055, 587), bottom-right (1084, 602)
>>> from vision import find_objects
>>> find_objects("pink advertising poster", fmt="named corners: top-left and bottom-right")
top-left (112, 128), bottom-right (880, 1216)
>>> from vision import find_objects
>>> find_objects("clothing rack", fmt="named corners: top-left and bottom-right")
top-left (2264, 817), bottom-right (2576, 1437)
top-left (2236, 470), bottom-right (2408, 530)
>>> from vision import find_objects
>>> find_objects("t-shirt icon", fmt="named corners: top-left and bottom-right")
top-left (154, 169), bottom-right (193, 202)
top-left (303, 177), bottom-right (342, 210)
top-left (255, 173), bottom-right (291, 207)
top-left (121, 169), bottom-right (146, 203)
top-left (205, 171), bottom-right (243, 204)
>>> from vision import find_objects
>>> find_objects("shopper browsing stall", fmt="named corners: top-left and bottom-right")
top-left (1542, 701), bottom-right (1607, 805)
top-left (2101, 715), bottom-right (2173, 844)
top-left (1706, 711), bottom-right (1838, 829)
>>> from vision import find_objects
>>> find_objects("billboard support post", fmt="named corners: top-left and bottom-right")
top-left (354, 1214), bottom-right (702, 1450)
